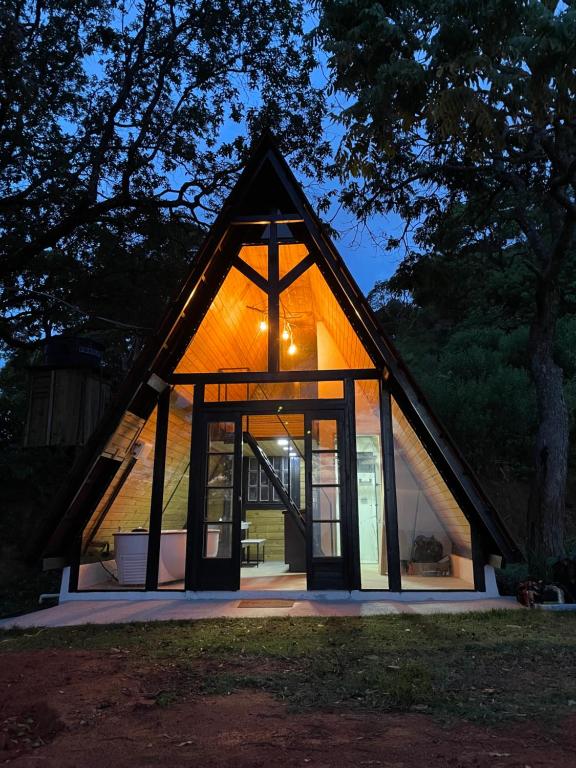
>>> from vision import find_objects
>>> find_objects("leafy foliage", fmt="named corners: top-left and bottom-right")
top-left (0, 0), bottom-right (326, 352)
top-left (319, 0), bottom-right (576, 558)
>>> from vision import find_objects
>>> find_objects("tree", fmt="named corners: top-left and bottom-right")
top-left (318, 0), bottom-right (576, 564)
top-left (0, 0), bottom-right (326, 353)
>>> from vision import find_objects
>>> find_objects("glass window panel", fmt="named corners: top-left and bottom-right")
top-left (238, 244), bottom-right (268, 279)
top-left (156, 386), bottom-right (194, 590)
top-left (208, 422), bottom-right (235, 453)
top-left (204, 383), bottom-right (251, 402)
top-left (279, 264), bottom-right (375, 371)
top-left (312, 452), bottom-right (339, 485)
top-left (391, 397), bottom-right (474, 590)
top-left (207, 454), bottom-right (234, 487)
top-left (161, 387), bottom-right (193, 529)
top-left (289, 457), bottom-right (301, 506)
top-left (355, 380), bottom-right (388, 590)
top-left (312, 486), bottom-right (340, 521)
top-left (79, 407), bottom-right (158, 590)
top-left (204, 380), bottom-right (343, 402)
top-left (279, 242), bottom-right (308, 280)
top-left (204, 523), bottom-right (232, 558)
top-left (175, 267), bottom-right (268, 373)
top-left (312, 522), bottom-right (341, 557)
top-left (311, 419), bottom-right (338, 450)
top-left (205, 488), bottom-right (233, 521)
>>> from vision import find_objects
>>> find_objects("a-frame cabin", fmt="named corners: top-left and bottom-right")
top-left (41, 134), bottom-right (519, 600)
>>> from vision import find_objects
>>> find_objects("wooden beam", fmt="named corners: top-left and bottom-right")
top-left (231, 214), bottom-right (304, 224)
top-left (268, 221), bottom-right (280, 372)
top-left (170, 369), bottom-right (379, 384)
top-left (145, 387), bottom-right (170, 590)
top-left (380, 385), bottom-right (401, 592)
top-left (344, 379), bottom-right (361, 590)
top-left (232, 255), bottom-right (269, 293)
top-left (185, 383), bottom-right (204, 590)
top-left (278, 253), bottom-right (315, 293)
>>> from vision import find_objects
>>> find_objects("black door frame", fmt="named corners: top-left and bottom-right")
top-left (185, 396), bottom-right (354, 591)
top-left (305, 409), bottom-right (352, 591)
top-left (186, 409), bottom-right (243, 591)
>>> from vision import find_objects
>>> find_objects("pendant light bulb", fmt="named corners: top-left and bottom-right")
top-left (287, 342), bottom-right (297, 356)
top-left (281, 327), bottom-right (290, 341)
top-left (259, 319), bottom-right (268, 332)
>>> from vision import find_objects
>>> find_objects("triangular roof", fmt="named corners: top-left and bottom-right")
top-left (36, 133), bottom-right (520, 564)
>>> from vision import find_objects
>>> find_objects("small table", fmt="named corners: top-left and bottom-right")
top-left (241, 538), bottom-right (266, 567)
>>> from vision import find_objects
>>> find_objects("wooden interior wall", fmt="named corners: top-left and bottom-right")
top-left (101, 411), bottom-right (145, 461)
top-left (175, 266), bottom-right (268, 373)
top-left (82, 410), bottom-right (146, 551)
top-left (279, 243), bottom-right (308, 279)
top-left (175, 243), bottom-right (373, 376)
top-left (310, 265), bottom-right (374, 369)
top-left (161, 387), bottom-right (193, 529)
top-left (391, 398), bottom-right (472, 556)
top-left (245, 509), bottom-right (285, 560)
top-left (243, 413), bottom-right (304, 441)
top-left (280, 264), bottom-right (374, 371)
top-left (238, 244), bottom-right (268, 278)
top-left (81, 407), bottom-right (158, 554)
top-left (82, 387), bottom-right (195, 552)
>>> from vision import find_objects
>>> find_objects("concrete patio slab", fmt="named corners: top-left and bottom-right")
top-left (0, 596), bottom-right (521, 629)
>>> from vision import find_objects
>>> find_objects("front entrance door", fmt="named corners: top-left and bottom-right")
top-left (188, 413), bottom-right (242, 590)
top-left (306, 412), bottom-right (350, 590)
top-left (189, 404), bottom-right (352, 592)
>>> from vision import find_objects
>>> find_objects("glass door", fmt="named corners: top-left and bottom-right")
top-left (305, 412), bottom-right (350, 590)
top-left (189, 413), bottom-right (242, 590)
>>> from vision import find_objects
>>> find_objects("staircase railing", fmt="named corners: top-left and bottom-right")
top-left (243, 430), bottom-right (305, 535)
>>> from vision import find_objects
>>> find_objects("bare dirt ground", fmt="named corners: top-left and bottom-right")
top-left (1, 650), bottom-right (575, 767)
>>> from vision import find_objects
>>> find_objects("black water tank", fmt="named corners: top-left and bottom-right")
top-left (43, 336), bottom-right (104, 369)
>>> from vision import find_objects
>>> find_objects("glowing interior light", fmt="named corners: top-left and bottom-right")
top-left (281, 327), bottom-right (290, 341)
top-left (277, 438), bottom-right (289, 446)
top-left (259, 319), bottom-right (268, 332)
top-left (287, 343), bottom-right (297, 355)
top-left (283, 446), bottom-right (290, 451)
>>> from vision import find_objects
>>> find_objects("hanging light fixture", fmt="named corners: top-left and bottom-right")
top-left (258, 317), bottom-right (268, 332)
top-left (278, 311), bottom-right (297, 356)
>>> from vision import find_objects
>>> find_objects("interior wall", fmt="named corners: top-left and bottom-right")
top-left (280, 264), bottom-right (375, 371)
top-left (355, 380), bottom-right (388, 589)
top-left (391, 396), bottom-right (474, 589)
top-left (161, 387), bottom-right (194, 530)
top-left (175, 266), bottom-right (268, 373)
top-left (87, 406), bottom-right (158, 551)
top-left (244, 509), bottom-right (284, 560)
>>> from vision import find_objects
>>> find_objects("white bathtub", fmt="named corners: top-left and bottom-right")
top-left (113, 528), bottom-right (221, 585)
top-left (114, 530), bottom-right (187, 585)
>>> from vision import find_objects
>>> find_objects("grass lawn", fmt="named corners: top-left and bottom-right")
top-left (2, 610), bottom-right (576, 723)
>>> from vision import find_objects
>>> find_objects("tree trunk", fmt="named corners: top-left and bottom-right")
top-left (526, 280), bottom-right (569, 572)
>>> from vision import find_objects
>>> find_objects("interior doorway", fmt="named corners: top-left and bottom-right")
top-left (240, 412), bottom-right (306, 591)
